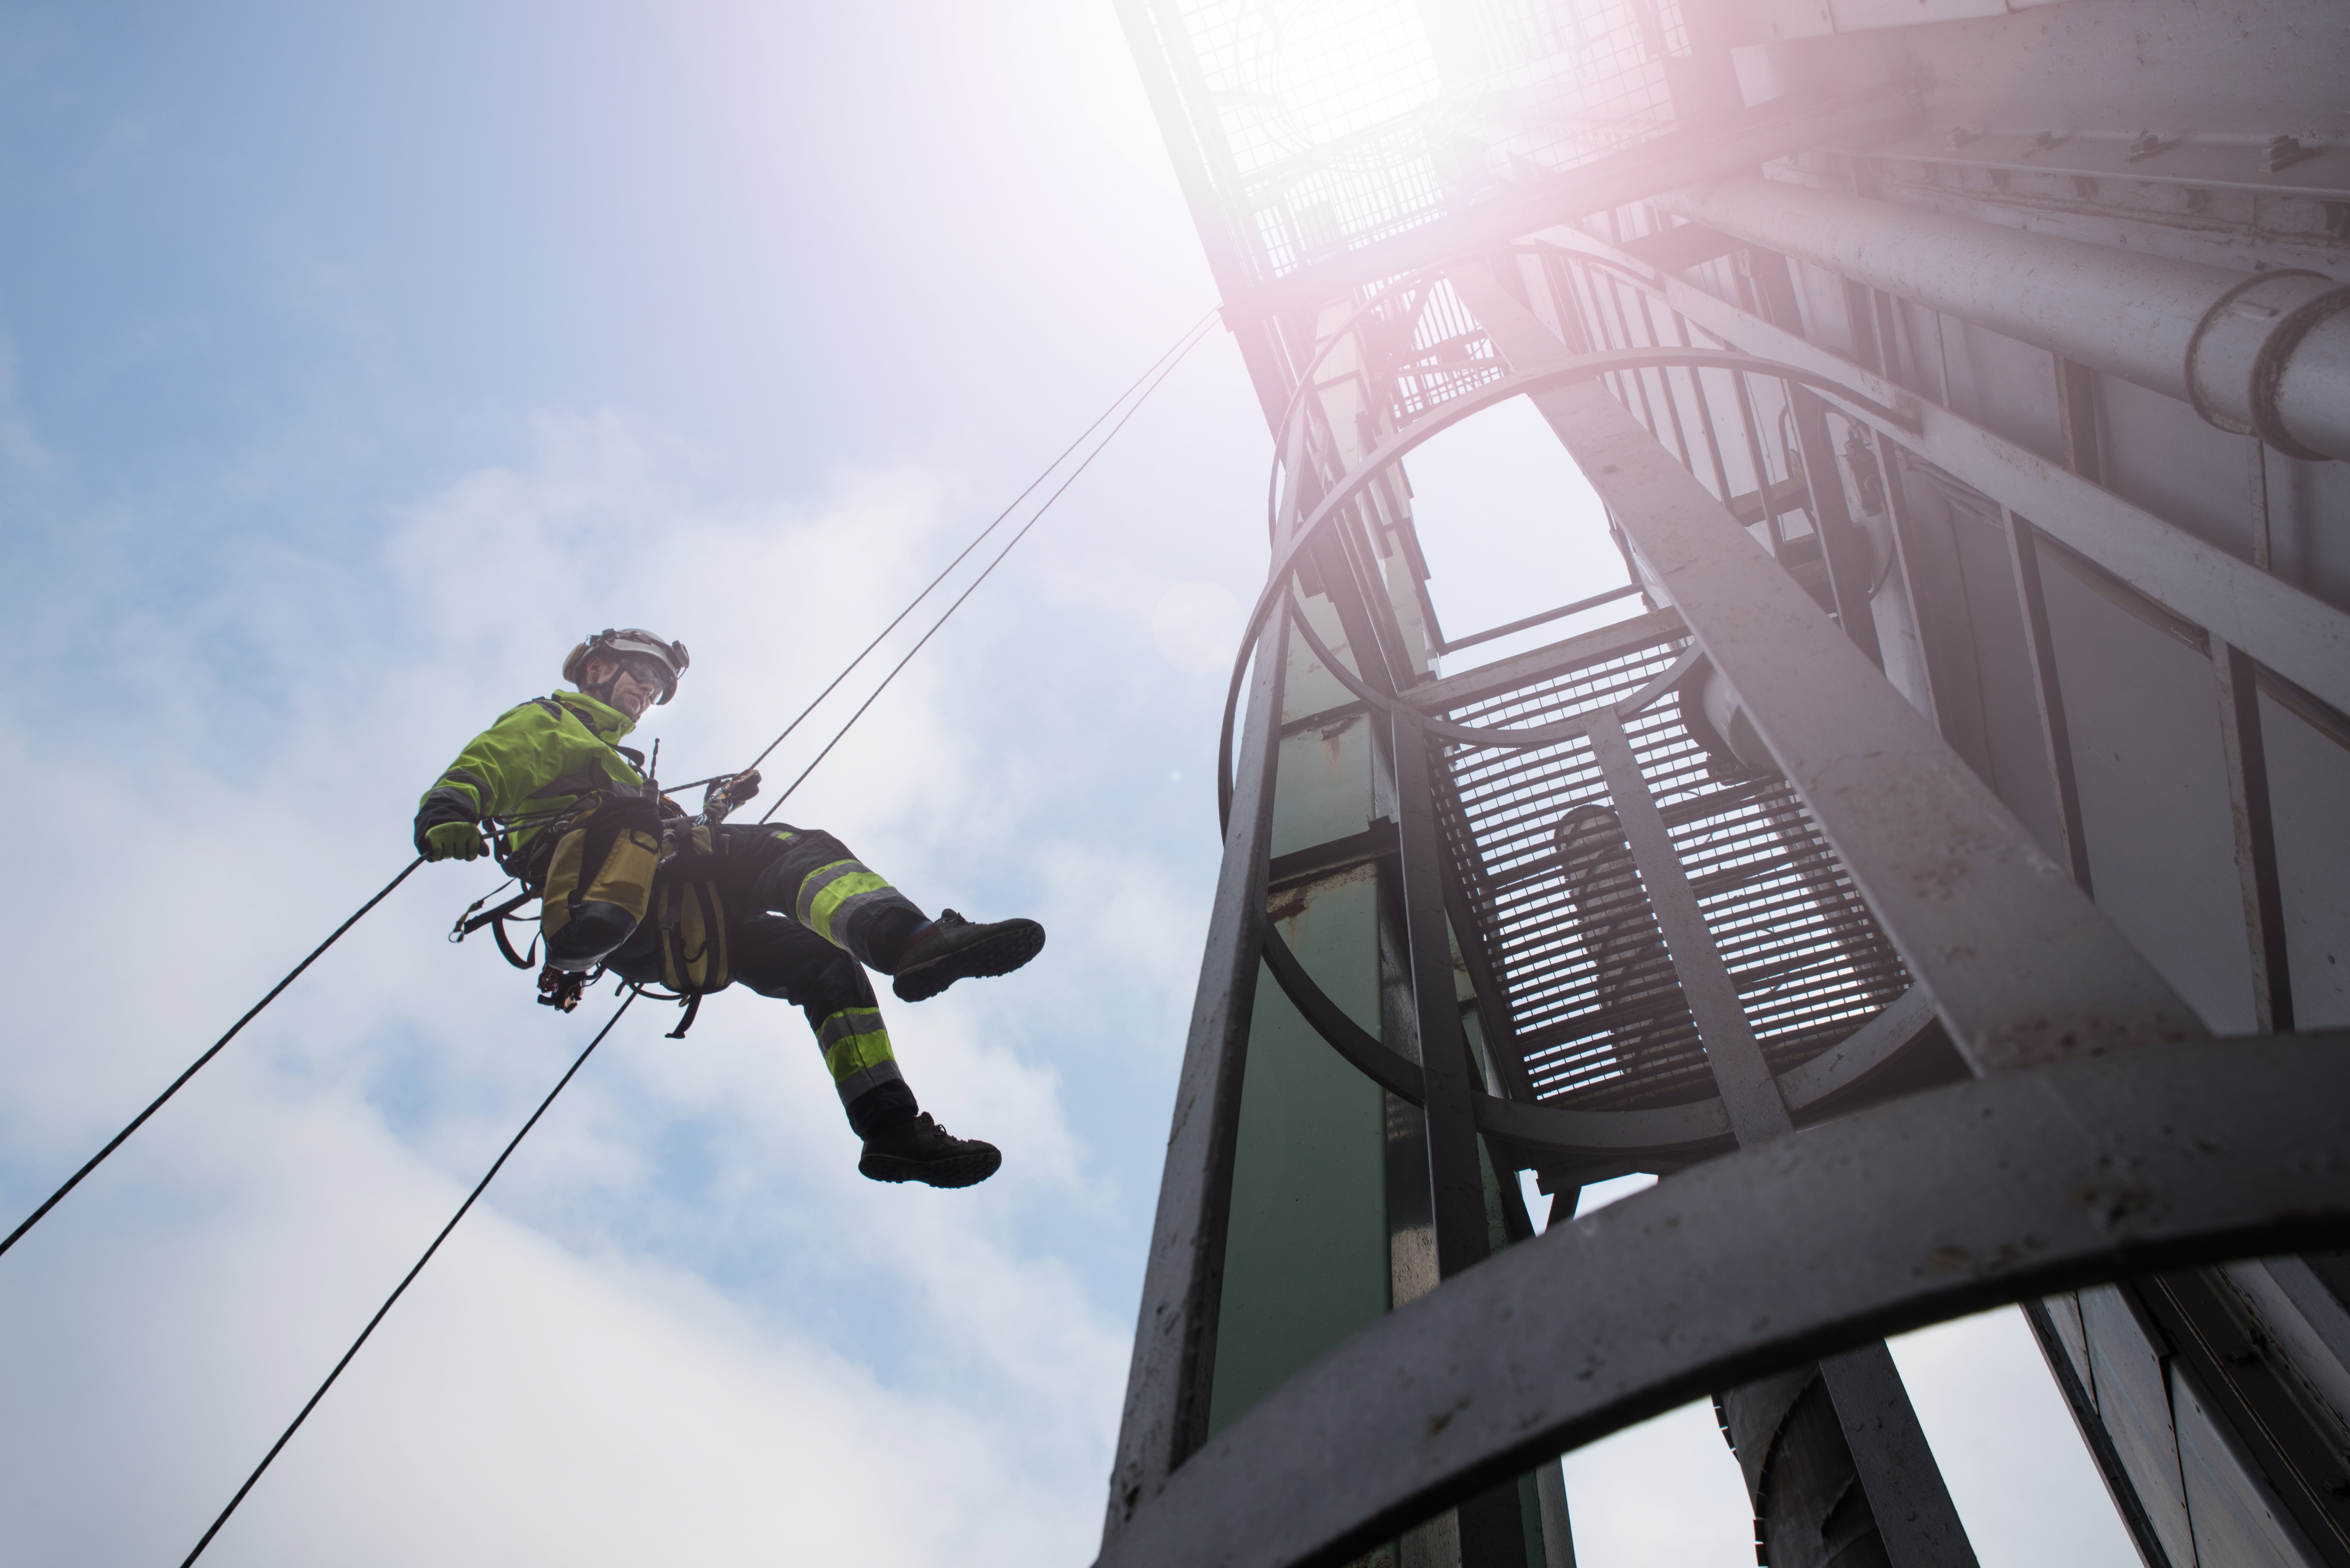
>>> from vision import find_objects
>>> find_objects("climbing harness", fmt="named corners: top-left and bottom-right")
top-left (5, 310), bottom-right (1216, 1564)
top-left (449, 763), bottom-right (767, 1031)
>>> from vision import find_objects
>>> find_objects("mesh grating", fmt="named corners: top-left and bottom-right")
top-left (1374, 275), bottom-right (1510, 421)
top-left (1437, 630), bottom-right (1908, 1112)
top-left (1148, 0), bottom-right (1691, 284)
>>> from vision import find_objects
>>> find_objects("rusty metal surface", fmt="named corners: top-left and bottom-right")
top-left (1093, 1035), bottom-right (2350, 1568)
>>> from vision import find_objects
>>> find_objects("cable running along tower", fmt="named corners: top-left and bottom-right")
top-left (1100, 2), bottom-right (2350, 1567)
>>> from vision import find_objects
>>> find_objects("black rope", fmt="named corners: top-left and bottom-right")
top-left (180, 990), bottom-right (637, 1567)
top-left (733, 309), bottom-right (1217, 793)
top-left (757, 313), bottom-right (1217, 822)
top-left (0, 855), bottom-right (428, 1262)
top-left (26, 312), bottom-right (1214, 1548)
top-left (5, 313), bottom-right (1216, 1263)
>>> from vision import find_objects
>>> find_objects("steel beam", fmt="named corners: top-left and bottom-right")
top-left (1103, 612), bottom-right (1294, 1540)
top-left (2001, 509), bottom-right (2096, 893)
top-left (2018, 1300), bottom-right (2184, 1568)
top-left (1786, 388), bottom-right (1886, 667)
top-left (2211, 639), bottom-right (2294, 1032)
top-left (1451, 268), bottom-right (2204, 1073)
top-left (1287, 368), bottom-right (1536, 1566)
top-left (1816, 1346), bottom-right (1981, 1568)
top-left (1557, 236), bottom-right (2350, 723)
top-left (1879, 456), bottom-right (1991, 766)
top-left (1391, 709), bottom-right (1532, 1568)
top-left (2053, 357), bottom-right (2105, 487)
top-left (1588, 709), bottom-right (1968, 1566)
top-left (1440, 858), bottom-right (1541, 1108)
top-left (1092, 1035), bottom-right (2350, 1568)
top-left (1584, 711), bottom-right (1793, 1143)
top-left (1387, 736), bottom-right (1489, 1273)
top-left (1406, 607), bottom-right (1689, 715)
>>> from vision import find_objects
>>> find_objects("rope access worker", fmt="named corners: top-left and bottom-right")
top-left (410, 627), bottom-right (1044, 1189)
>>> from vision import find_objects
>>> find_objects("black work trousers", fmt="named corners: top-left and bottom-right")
top-left (606, 822), bottom-right (927, 1136)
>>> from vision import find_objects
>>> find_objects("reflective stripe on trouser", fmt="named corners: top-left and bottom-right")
top-left (816, 1006), bottom-right (903, 1106)
top-left (740, 826), bottom-right (923, 967)
top-left (612, 908), bottom-right (920, 1135)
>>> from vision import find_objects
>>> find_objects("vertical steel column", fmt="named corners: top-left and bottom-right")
top-left (1394, 715), bottom-right (1518, 1270)
top-left (1315, 357), bottom-right (1535, 1565)
top-left (1671, 311), bottom-right (1735, 503)
top-left (1103, 612), bottom-right (1293, 1540)
top-left (2212, 639), bottom-right (2294, 1031)
top-left (2248, 438), bottom-right (2274, 571)
top-left (1393, 709), bottom-right (1530, 1568)
top-left (1587, 710), bottom-right (1977, 1568)
top-left (1788, 388), bottom-right (1886, 668)
top-left (1814, 1349), bottom-right (1982, 1568)
top-left (1868, 440), bottom-right (1945, 734)
top-left (2001, 508), bottom-right (2096, 893)
top-left (2053, 357), bottom-right (2104, 486)
top-left (2016, 1300), bottom-right (2184, 1568)
top-left (1731, 371), bottom-right (1792, 562)
top-left (1440, 863), bottom-right (1540, 1105)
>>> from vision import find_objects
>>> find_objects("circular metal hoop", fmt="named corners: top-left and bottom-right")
top-left (1102, 1033), bottom-right (2350, 1568)
top-left (1262, 243), bottom-right (1588, 544)
top-left (1219, 345), bottom-right (1915, 828)
top-left (1282, 585), bottom-right (1703, 751)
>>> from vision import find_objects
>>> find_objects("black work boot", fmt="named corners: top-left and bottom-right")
top-left (857, 1114), bottom-right (1003, 1188)
top-left (889, 910), bottom-right (1045, 1002)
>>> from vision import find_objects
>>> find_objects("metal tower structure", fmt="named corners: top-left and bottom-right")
top-left (1099, 2), bottom-right (2350, 1566)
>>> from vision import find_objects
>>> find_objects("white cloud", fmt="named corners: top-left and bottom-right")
top-left (0, 1075), bottom-right (1093, 1566)
top-left (1150, 580), bottom-right (1245, 675)
top-left (1891, 1308), bottom-right (2140, 1567)
top-left (1560, 1400), bottom-right (1757, 1568)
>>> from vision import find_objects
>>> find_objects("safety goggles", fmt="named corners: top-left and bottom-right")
top-left (612, 652), bottom-right (678, 700)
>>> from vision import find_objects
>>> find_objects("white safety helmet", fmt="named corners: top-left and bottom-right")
top-left (562, 627), bottom-right (691, 705)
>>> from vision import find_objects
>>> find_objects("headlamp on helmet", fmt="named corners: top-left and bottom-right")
top-left (562, 627), bottom-right (690, 705)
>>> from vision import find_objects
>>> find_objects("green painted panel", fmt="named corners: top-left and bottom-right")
top-left (1270, 714), bottom-right (1377, 860)
top-left (1207, 867), bottom-right (1390, 1437)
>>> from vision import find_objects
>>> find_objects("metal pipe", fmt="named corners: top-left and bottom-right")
top-left (1661, 176), bottom-right (2350, 463)
top-left (1600, 242), bottom-right (2350, 719)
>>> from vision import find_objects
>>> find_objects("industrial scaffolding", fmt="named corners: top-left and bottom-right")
top-left (1099, 1), bottom-right (2350, 1566)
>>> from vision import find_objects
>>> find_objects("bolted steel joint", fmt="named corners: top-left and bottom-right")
top-left (2184, 269), bottom-right (2350, 463)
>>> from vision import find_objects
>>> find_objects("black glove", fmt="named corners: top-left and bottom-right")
top-left (707, 769), bottom-right (762, 808)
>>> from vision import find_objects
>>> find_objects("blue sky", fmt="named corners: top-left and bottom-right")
top-left (0, 3), bottom-right (2134, 1564)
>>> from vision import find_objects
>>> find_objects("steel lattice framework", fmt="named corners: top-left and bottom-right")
top-left (1103, 1), bottom-right (2350, 1565)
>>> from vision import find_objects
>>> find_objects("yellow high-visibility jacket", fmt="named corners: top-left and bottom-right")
top-left (413, 690), bottom-right (650, 858)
